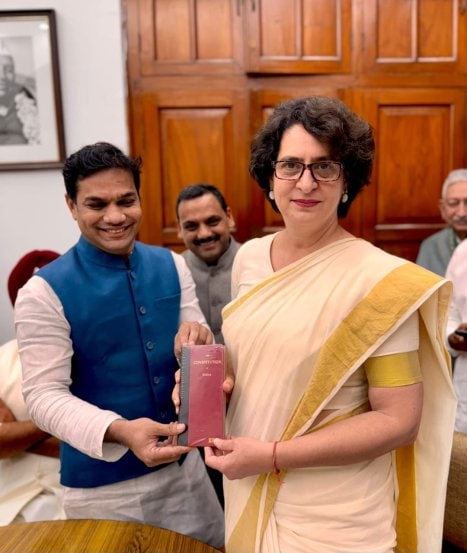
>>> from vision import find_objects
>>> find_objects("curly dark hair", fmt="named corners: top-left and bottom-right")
top-left (63, 142), bottom-right (142, 202)
top-left (249, 96), bottom-right (375, 218)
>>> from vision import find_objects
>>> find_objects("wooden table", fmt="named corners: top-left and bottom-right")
top-left (0, 519), bottom-right (222, 553)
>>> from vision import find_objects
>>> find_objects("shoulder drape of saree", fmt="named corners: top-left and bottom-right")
top-left (223, 240), bottom-right (456, 553)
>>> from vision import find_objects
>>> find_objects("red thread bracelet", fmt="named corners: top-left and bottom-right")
top-left (272, 441), bottom-right (281, 483)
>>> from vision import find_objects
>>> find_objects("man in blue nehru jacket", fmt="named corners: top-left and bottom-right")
top-left (14, 142), bottom-right (224, 548)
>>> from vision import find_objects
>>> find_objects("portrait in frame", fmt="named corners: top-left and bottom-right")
top-left (0, 10), bottom-right (65, 170)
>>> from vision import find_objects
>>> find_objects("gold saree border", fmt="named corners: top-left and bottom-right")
top-left (227, 262), bottom-right (445, 553)
top-left (395, 445), bottom-right (417, 553)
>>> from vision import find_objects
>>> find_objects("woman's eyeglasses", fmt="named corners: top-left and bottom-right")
top-left (272, 160), bottom-right (343, 182)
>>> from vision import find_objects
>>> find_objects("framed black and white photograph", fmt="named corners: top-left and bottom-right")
top-left (0, 10), bottom-right (65, 170)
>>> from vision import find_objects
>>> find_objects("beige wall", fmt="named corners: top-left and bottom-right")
top-left (0, 0), bottom-right (128, 342)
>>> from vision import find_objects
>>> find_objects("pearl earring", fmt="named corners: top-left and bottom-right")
top-left (269, 190), bottom-right (275, 200)
top-left (341, 192), bottom-right (348, 203)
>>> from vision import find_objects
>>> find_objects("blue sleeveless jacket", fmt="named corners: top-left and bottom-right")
top-left (38, 237), bottom-right (181, 487)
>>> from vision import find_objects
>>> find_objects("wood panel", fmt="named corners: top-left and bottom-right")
top-left (358, 88), bottom-right (465, 260)
top-left (362, 0), bottom-right (466, 74)
top-left (132, 0), bottom-right (244, 76)
top-left (245, 0), bottom-right (352, 73)
top-left (125, 0), bottom-right (467, 259)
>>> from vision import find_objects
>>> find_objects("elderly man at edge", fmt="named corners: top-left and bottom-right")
top-left (416, 169), bottom-right (467, 276)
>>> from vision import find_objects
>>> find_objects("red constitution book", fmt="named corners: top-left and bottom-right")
top-left (178, 344), bottom-right (226, 447)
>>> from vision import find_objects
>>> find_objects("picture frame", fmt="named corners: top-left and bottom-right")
top-left (0, 10), bottom-right (65, 170)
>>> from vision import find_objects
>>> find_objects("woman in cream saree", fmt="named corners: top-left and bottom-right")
top-left (222, 235), bottom-right (453, 553)
top-left (205, 97), bottom-right (456, 553)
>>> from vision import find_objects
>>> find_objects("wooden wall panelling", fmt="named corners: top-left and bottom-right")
top-left (339, 86), bottom-right (368, 238)
top-left (125, 0), bottom-right (467, 258)
top-left (134, 89), bottom-right (250, 249)
top-left (132, 93), bottom-right (163, 245)
top-left (358, 87), bottom-right (465, 261)
top-left (133, 0), bottom-right (244, 76)
top-left (362, 0), bottom-right (466, 75)
top-left (244, 0), bottom-right (352, 74)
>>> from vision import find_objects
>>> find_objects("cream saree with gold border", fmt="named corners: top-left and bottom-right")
top-left (222, 236), bottom-right (456, 553)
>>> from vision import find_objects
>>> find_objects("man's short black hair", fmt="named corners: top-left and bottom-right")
top-left (176, 183), bottom-right (228, 218)
top-left (63, 142), bottom-right (142, 202)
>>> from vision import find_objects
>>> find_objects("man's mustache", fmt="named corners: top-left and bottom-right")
top-left (453, 217), bottom-right (467, 224)
top-left (194, 235), bottom-right (220, 246)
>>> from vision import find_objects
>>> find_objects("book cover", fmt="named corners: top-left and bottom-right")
top-left (178, 344), bottom-right (225, 447)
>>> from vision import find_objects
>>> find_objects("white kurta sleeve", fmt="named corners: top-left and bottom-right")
top-left (15, 276), bottom-right (126, 462)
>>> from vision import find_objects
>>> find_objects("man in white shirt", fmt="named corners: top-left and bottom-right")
top-left (445, 238), bottom-right (467, 433)
top-left (14, 142), bottom-right (224, 548)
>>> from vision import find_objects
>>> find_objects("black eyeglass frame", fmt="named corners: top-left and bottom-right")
top-left (272, 160), bottom-right (344, 182)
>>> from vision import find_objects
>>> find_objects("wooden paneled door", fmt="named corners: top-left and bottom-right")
top-left (133, 89), bottom-right (251, 248)
top-left (357, 87), bottom-right (465, 261)
top-left (130, 0), bottom-right (244, 76)
top-left (361, 0), bottom-right (466, 77)
top-left (244, 0), bottom-right (352, 74)
top-left (125, 0), bottom-right (467, 259)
